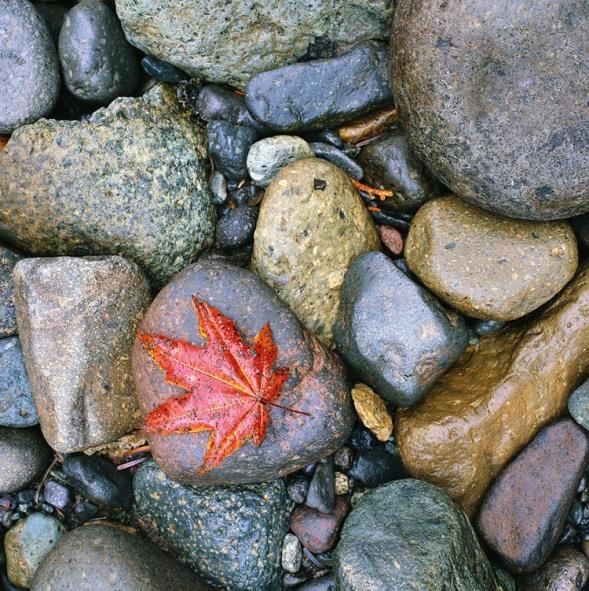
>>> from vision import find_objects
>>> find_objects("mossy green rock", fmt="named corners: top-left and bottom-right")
top-left (406, 196), bottom-right (578, 320)
top-left (133, 461), bottom-right (292, 591)
top-left (335, 479), bottom-right (501, 591)
top-left (0, 84), bottom-right (214, 287)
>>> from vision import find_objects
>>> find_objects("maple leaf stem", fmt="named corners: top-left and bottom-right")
top-left (260, 399), bottom-right (311, 417)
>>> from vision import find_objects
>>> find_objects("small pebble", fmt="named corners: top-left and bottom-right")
top-left (208, 171), bottom-right (228, 205)
top-left (333, 447), bottom-right (353, 471)
top-left (336, 106), bottom-right (399, 145)
top-left (207, 120), bottom-right (259, 181)
top-left (281, 533), bottom-right (302, 574)
top-left (43, 480), bottom-right (71, 511)
top-left (351, 383), bottom-right (393, 442)
top-left (335, 472), bottom-right (349, 496)
top-left (73, 500), bottom-right (98, 522)
top-left (306, 458), bottom-right (335, 514)
top-left (349, 425), bottom-right (379, 451)
top-left (379, 225), bottom-right (404, 257)
top-left (287, 474), bottom-right (310, 505)
top-left (196, 84), bottom-right (263, 129)
top-left (569, 378), bottom-right (589, 431)
top-left (215, 205), bottom-right (259, 249)
top-left (474, 319), bottom-right (506, 336)
top-left (309, 142), bottom-right (363, 180)
top-left (349, 447), bottom-right (406, 488)
top-left (141, 55), bottom-right (188, 84)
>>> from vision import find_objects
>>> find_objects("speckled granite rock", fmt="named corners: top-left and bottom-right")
top-left (13, 256), bottom-right (150, 453)
top-left (133, 461), bottom-right (291, 591)
top-left (0, 427), bottom-right (51, 493)
top-left (0, 0), bottom-right (60, 133)
top-left (334, 252), bottom-right (468, 407)
top-left (58, 0), bottom-right (141, 103)
top-left (114, 0), bottom-right (393, 88)
top-left (5, 513), bottom-right (65, 588)
top-left (0, 337), bottom-right (37, 428)
top-left (358, 128), bottom-right (437, 212)
top-left (252, 158), bottom-right (380, 345)
top-left (246, 41), bottom-right (393, 131)
top-left (132, 258), bottom-right (354, 485)
top-left (0, 84), bottom-right (215, 286)
top-left (0, 247), bottom-right (22, 337)
top-left (517, 546), bottom-right (589, 591)
top-left (397, 262), bottom-right (589, 516)
top-left (334, 480), bottom-right (501, 590)
top-left (405, 196), bottom-right (578, 320)
top-left (477, 420), bottom-right (589, 574)
top-left (391, 0), bottom-right (589, 220)
top-left (31, 523), bottom-right (211, 591)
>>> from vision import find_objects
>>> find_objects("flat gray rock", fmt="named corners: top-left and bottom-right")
top-left (391, 0), bottom-right (589, 220)
top-left (0, 0), bottom-right (60, 133)
top-left (114, 0), bottom-right (393, 88)
top-left (0, 84), bottom-right (215, 286)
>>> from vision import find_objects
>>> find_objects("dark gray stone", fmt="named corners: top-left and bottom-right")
top-left (569, 378), bottom-right (589, 431)
top-left (215, 205), bottom-right (259, 250)
top-left (62, 454), bottom-right (133, 510)
top-left (141, 55), bottom-right (187, 84)
top-left (306, 458), bottom-right (335, 513)
top-left (31, 523), bottom-right (211, 591)
top-left (0, 427), bottom-right (51, 493)
top-left (246, 41), bottom-right (394, 131)
top-left (34, 2), bottom-right (67, 43)
top-left (358, 129), bottom-right (437, 213)
top-left (0, 0), bottom-right (60, 133)
top-left (570, 213), bottom-right (589, 249)
top-left (348, 447), bottom-right (406, 488)
top-left (114, 0), bottom-right (393, 88)
top-left (335, 479), bottom-right (501, 590)
top-left (207, 121), bottom-right (259, 181)
top-left (197, 84), bottom-right (264, 130)
top-left (0, 84), bottom-right (215, 287)
top-left (58, 0), bottom-right (140, 104)
top-left (333, 251), bottom-right (469, 407)
top-left (133, 460), bottom-right (292, 591)
top-left (310, 142), bottom-right (364, 180)
top-left (0, 337), bottom-right (37, 428)
top-left (0, 247), bottom-right (21, 338)
top-left (208, 171), bottom-right (227, 206)
top-left (391, 0), bottom-right (589, 220)
top-left (287, 474), bottom-right (309, 504)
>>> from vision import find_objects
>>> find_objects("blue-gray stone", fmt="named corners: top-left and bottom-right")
top-left (133, 460), bottom-right (292, 591)
top-left (310, 142), bottom-right (363, 180)
top-left (141, 55), bottom-right (187, 84)
top-left (333, 251), bottom-right (469, 407)
top-left (0, 247), bottom-right (22, 337)
top-left (0, 338), bottom-right (37, 428)
top-left (569, 378), bottom-right (589, 431)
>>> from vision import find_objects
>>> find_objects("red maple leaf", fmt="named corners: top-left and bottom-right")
top-left (137, 297), bottom-right (308, 473)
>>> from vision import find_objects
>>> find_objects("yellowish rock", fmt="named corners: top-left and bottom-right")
top-left (351, 383), bottom-right (393, 442)
top-left (335, 472), bottom-right (350, 496)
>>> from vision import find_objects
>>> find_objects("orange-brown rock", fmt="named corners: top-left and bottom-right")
top-left (396, 261), bottom-right (589, 517)
top-left (0, 136), bottom-right (8, 150)
top-left (336, 106), bottom-right (397, 145)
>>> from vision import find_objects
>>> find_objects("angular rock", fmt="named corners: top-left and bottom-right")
top-left (406, 196), bottom-right (578, 320)
top-left (133, 461), bottom-right (291, 591)
top-left (396, 262), bottom-right (589, 516)
top-left (517, 546), bottom-right (589, 591)
top-left (5, 513), bottom-right (65, 588)
top-left (290, 497), bottom-right (349, 554)
top-left (358, 129), bottom-right (437, 213)
top-left (348, 447), bottom-right (406, 488)
top-left (0, 0), bottom-right (60, 133)
top-left (247, 136), bottom-right (313, 187)
top-left (31, 523), bottom-right (211, 591)
top-left (0, 84), bottom-right (215, 286)
top-left (246, 41), bottom-right (394, 131)
top-left (568, 378), bottom-right (589, 431)
top-left (13, 256), bottom-right (150, 453)
top-left (351, 383), bottom-right (393, 442)
top-left (334, 251), bottom-right (468, 406)
top-left (391, 0), bottom-right (589, 220)
top-left (334, 479), bottom-right (501, 590)
top-left (196, 84), bottom-right (264, 130)
top-left (58, 0), bottom-right (141, 104)
top-left (477, 420), bottom-right (589, 574)
top-left (141, 55), bottom-right (187, 84)
top-left (252, 158), bottom-right (380, 345)
top-left (115, 0), bottom-right (393, 88)
top-left (0, 427), bottom-right (51, 493)
top-left (132, 258), bottom-right (354, 485)
top-left (306, 458), bottom-right (335, 514)
top-left (0, 247), bottom-right (21, 337)
top-left (0, 337), bottom-right (37, 428)
top-left (207, 121), bottom-right (258, 181)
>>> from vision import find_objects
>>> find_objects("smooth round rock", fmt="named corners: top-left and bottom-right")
top-left (31, 523), bottom-right (211, 591)
top-left (0, 337), bottom-right (37, 428)
top-left (252, 158), bottom-right (380, 345)
top-left (0, 427), bottom-right (51, 493)
top-left (133, 460), bottom-right (291, 591)
top-left (0, 247), bottom-right (22, 338)
top-left (132, 258), bottom-right (354, 485)
top-left (215, 205), bottom-right (259, 250)
top-left (58, 0), bottom-right (140, 104)
top-left (334, 479), bottom-right (501, 590)
top-left (391, 0), bottom-right (589, 220)
top-left (114, 0), bottom-right (393, 88)
top-left (568, 378), bottom-right (589, 431)
top-left (0, 84), bottom-right (215, 287)
top-left (0, 0), bottom-right (60, 133)
top-left (282, 533), bottom-right (302, 574)
top-left (5, 513), bottom-right (65, 588)
top-left (405, 196), bottom-right (578, 320)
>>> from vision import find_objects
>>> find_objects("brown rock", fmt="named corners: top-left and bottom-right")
top-left (378, 225), bottom-right (404, 257)
top-left (0, 135), bottom-right (7, 150)
top-left (351, 383), bottom-right (393, 442)
top-left (396, 261), bottom-right (589, 516)
top-left (132, 258), bottom-right (354, 486)
top-left (405, 196), bottom-right (578, 320)
top-left (477, 420), bottom-right (589, 574)
top-left (290, 497), bottom-right (349, 553)
top-left (517, 546), bottom-right (589, 591)
top-left (336, 106), bottom-right (398, 145)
